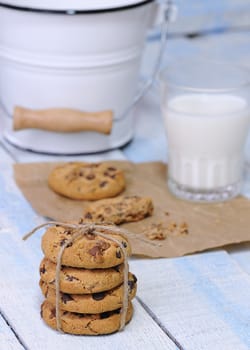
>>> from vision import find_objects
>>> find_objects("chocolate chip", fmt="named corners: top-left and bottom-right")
top-left (85, 233), bottom-right (95, 240)
top-left (88, 240), bottom-right (110, 257)
top-left (40, 265), bottom-right (46, 274)
top-left (66, 275), bottom-right (79, 282)
top-left (113, 265), bottom-right (120, 272)
top-left (122, 241), bottom-right (127, 248)
top-left (128, 274), bottom-right (137, 292)
top-left (116, 250), bottom-right (122, 259)
top-left (98, 309), bottom-right (120, 319)
top-left (84, 227), bottom-right (95, 241)
top-left (107, 167), bottom-right (116, 171)
top-left (97, 214), bottom-right (105, 222)
top-left (103, 170), bottom-right (117, 179)
top-left (49, 308), bottom-right (56, 319)
top-left (61, 293), bottom-right (74, 304)
top-left (100, 311), bottom-right (111, 319)
top-left (132, 274), bottom-right (137, 284)
top-left (86, 174), bottom-right (95, 180)
top-left (89, 245), bottom-right (102, 257)
top-left (99, 181), bottom-right (108, 188)
top-left (60, 238), bottom-right (72, 247)
top-left (40, 308), bottom-right (43, 319)
top-left (85, 212), bottom-right (93, 219)
top-left (64, 230), bottom-right (72, 235)
top-left (92, 292), bottom-right (106, 301)
top-left (99, 240), bottom-right (110, 250)
top-left (113, 308), bottom-right (121, 315)
top-left (128, 280), bottom-right (134, 292)
top-left (79, 171), bottom-right (84, 176)
top-left (60, 238), bottom-right (67, 246)
top-left (87, 227), bottom-right (95, 234)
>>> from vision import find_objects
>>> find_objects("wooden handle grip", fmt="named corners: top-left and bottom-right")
top-left (13, 106), bottom-right (113, 134)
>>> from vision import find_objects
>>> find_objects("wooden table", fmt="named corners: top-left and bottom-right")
top-left (1, 4), bottom-right (250, 349)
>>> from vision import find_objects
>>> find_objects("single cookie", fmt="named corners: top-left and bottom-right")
top-left (40, 258), bottom-right (125, 294)
top-left (48, 162), bottom-right (126, 200)
top-left (40, 273), bottom-right (137, 314)
top-left (41, 300), bottom-right (133, 335)
top-left (41, 225), bottom-right (131, 268)
top-left (84, 195), bottom-right (154, 225)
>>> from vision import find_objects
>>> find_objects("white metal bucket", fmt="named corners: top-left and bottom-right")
top-left (0, 0), bottom-right (165, 154)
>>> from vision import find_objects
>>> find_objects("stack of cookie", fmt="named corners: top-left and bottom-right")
top-left (39, 224), bottom-right (137, 335)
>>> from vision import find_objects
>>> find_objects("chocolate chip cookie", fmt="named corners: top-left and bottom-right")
top-left (41, 300), bottom-right (133, 335)
top-left (41, 225), bottom-right (131, 268)
top-left (40, 273), bottom-right (137, 314)
top-left (40, 257), bottom-right (125, 294)
top-left (48, 162), bottom-right (126, 200)
top-left (84, 195), bottom-right (154, 224)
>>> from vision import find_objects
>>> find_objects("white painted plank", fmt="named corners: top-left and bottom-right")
top-left (165, 0), bottom-right (250, 35)
top-left (0, 163), bottom-right (177, 350)
top-left (227, 243), bottom-right (250, 276)
top-left (0, 314), bottom-right (24, 350)
top-left (130, 251), bottom-right (250, 350)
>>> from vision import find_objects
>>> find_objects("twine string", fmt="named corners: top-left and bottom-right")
top-left (23, 222), bottom-right (132, 332)
top-left (23, 221), bottom-right (162, 247)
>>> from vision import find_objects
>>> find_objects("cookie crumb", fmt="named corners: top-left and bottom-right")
top-left (178, 222), bottom-right (189, 235)
top-left (144, 223), bottom-right (167, 241)
top-left (166, 221), bottom-right (177, 232)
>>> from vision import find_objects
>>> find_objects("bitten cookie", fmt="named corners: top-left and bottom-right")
top-left (40, 273), bottom-right (137, 314)
top-left (41, 300), bottom-right (133, 335)
top-left (48, 162), bottom-right (126, 200)
top-left (41, 225), bottom-right (131, 269)
top-left (84, 195), bottom-right (154, 224)
top-left (40, 258), bottom-right (125, 294)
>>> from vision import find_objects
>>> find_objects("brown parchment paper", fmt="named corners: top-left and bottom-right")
top-left (14, 161), bottom-right (250, 258)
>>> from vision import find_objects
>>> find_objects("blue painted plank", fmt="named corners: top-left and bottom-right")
top-left (131, 251), bottom-right (250, 350)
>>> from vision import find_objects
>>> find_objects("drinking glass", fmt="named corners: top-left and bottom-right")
top-left (160, 60), bottom-right (250, 202)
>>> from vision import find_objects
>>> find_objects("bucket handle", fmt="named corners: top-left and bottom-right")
top-left (118, 0), bottom-right (176, 120)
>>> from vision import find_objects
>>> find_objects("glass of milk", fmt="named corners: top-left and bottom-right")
top-left (160, 60), bottom-right (250, 202)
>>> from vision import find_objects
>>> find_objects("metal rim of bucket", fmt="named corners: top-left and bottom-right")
top-left (0, 0), bottom-right (154, 14)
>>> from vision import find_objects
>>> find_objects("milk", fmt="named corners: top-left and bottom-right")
top-left (163, 94), bottom-right (250, 190)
